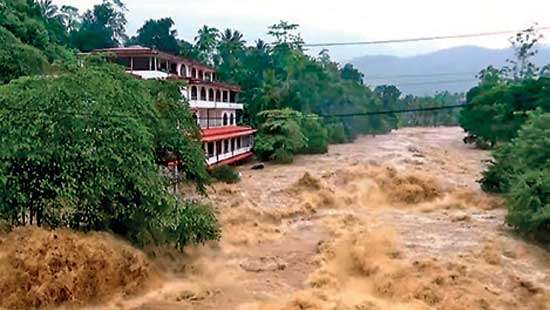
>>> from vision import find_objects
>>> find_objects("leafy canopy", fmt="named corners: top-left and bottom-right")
top-left (0, 62), bottom-right (216, 247)
top-left (127, 17), bottom-right (180, 54)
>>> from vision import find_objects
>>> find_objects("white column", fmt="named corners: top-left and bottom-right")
top-left (176, 63), bottom-right (182, 77)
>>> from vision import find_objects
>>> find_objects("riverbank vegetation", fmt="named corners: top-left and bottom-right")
top-left (459, 26), bottom-right (549, 241)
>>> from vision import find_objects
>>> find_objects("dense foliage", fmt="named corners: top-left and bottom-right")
top-left (461, 27), bottom-right (550, 241)
top-left (0, 63), bottom-right (217, 246)
top-left (176, 22), bottom-right (400, 143)
top-left (0, 26), bottom-right (48, 83)
top-left (68, 0), bottom-right (127, 52)
top-left (483, 112), bottom-right (550, 241)
top-left (143, 78), bottom-right (211, 191)
top-left (255, 109), bottom-right (307, 163)
top-left (0, 0), bottom-right (74, 61)
top-left (126, 17), bottom-right (180, 54)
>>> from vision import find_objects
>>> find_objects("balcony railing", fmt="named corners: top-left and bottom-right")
top-left (199, 117), bottom-right (223, 128)
top-left (197, 116), bottom-right (245, 129)
top-left (207, 146), bottom-right (252, 165)
top-left (188, 99), bottom-right (243, 110)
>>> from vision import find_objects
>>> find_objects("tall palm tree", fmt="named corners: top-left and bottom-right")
top-left (194, 25), bottom-right (219, 64)
top-left (220, 29), bottom-right (245, 49)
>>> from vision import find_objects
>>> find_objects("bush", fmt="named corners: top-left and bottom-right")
top-left (0, 27), bottom-right (48, 84)
top-left (254, 109), bottom-right (307, 164)
top-left (299, 114), bottom-right (328, 154)
top-left (460, 78), bottom-right (549, 146)
top-left (210, 165), bottom-right (241, 184)
top-left (480, 143), bottom-right (515, 193)
top-left (481, 112), bottom-right (550, 241)
top-left (326, 122), bottom-right (349, 144)
top-left (168, 201), bottom-right (221, 250)
top-left (506, 170), bottom-right (550, 241)
top-left (0, 63), bottom-right (214, 247)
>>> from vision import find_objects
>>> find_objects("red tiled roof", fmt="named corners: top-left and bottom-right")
top-left (209, 151), bottom-right (254, 168)
top-left (201, 126), bottom-right (256, 142)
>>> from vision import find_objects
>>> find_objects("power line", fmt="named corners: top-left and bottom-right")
top-left (319, 103), bottom-right (469, 118)
top-left (304, 27), bottom-right (550, 47)
top-left (0, 103), bottom-right (469, 120)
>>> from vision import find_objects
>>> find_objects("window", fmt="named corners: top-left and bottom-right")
top-left (230, 113), bottom-right (234, 125)
top-left (207, 142), bottom-right (214, 157)
top-left (200, 88), bottom-right (207, 100)
top-left (223, 113), bottom-right (228, 126)
top-left (224, 140), bottom-right (229, 153)
top-left (181, 64), bottom-right (187, 77)
top-left (191, 86), bottom-right (198, 100)
top-left (231, 138), bottom-right (235, 151)
top-left (208, 88), bottom-right (214, 102)
top-left (192, 68), bottom-right (197, 78)
top-left (237, 137), bottom-right (241, 149)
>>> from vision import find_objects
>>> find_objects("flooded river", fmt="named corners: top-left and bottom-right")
top-left (109, 127), bottom-right (550, 309)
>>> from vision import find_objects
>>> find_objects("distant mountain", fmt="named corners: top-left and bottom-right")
top-left (350, 46), bottom-right (550, 96)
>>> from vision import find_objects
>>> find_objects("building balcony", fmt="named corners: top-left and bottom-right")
top-left (189, 100), bottom-right (244, 110)
top-left (126, 70), bottom-right (170, 80)
top-left (206, 146), bottom-right (253, 166)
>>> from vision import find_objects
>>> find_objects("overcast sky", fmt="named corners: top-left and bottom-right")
top-left (55, 0), bottom-right (550, 61)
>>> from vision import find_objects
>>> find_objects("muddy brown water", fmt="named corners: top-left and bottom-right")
top-left (103, 127), bottom-right (549, 309)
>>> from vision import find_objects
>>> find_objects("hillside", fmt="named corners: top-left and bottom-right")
top-left (351, 46), bottom-right (550, 96)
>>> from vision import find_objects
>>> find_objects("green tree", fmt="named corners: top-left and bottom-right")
top-left (128, 18), bottom-right (180, 54)
top-left (69, 0), bottom-right (127, 52)
top-left (484, 112), bottom-right (550, 241)
top-left (340, 63), bottom-right (364, 84)
top-left (300, 114), bottom-right (328, 154)
top-left (459, 28), bottom-right (550, 147)
top-left (0, 26), bottom-right (48, 84)
top-left (0, 0), bottom-right (72, 61)
top-left (502, 25), bottom-right (543, 81)
top-left (194, 25), bottom-right (219, 65)
top-left (255, 109), bottom-right (307, 163)
top-left (215, 29), bottom-right (246, 80)
top-left (267, 20), bottom-right (304, 49)
top-left (179, 39), bottom-right (200, 60)
top-left (0, 63), bottom-right (217, 247)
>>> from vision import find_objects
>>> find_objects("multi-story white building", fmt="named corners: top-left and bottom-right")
top-left (93, 45), bottom-right (256, 167)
